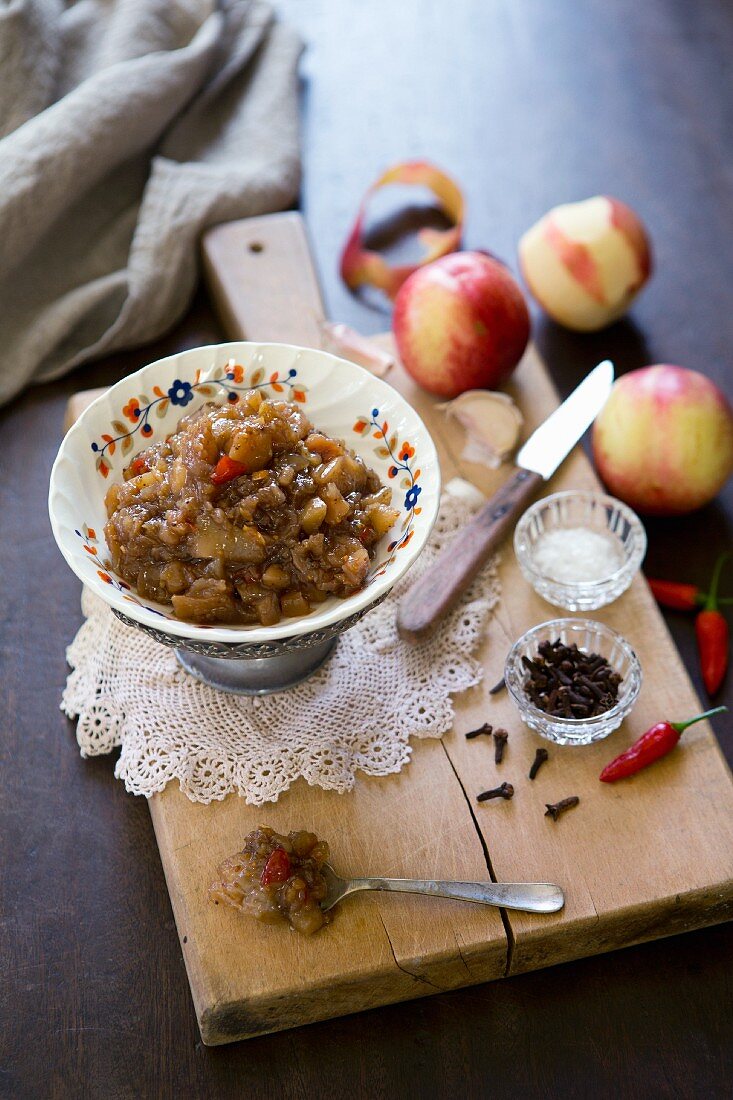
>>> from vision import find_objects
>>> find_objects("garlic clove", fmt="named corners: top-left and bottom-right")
top-left (438, 390), bottom-right (523, 467)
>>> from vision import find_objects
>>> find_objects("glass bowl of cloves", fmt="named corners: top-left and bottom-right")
top-left (504, 618), bottom-right (642, 745)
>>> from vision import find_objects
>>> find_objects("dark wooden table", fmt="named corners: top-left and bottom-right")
top-left (2, 1), bottom-right (732, 1096)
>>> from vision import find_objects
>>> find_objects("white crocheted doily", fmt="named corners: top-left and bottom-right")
top-left (61, 483), bottom-right (499, 805)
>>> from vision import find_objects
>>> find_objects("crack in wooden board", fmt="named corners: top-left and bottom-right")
top-left (148, 743), bottom-right (508, 1045)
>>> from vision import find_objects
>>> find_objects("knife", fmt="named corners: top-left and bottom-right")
top-left (397, 360), bottom-right (615, 636)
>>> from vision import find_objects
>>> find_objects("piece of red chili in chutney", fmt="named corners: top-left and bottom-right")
top-left (129, 455), bottom-right (150, 476)
top-left (211, 455), bottom-right (248, 485)
top-left (599, 706), bottom-right (727, 782)
top-left (260, 847), bottom-right (291, 886)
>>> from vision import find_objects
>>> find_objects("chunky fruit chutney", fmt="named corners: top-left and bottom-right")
top-left (103, 391), bottom-right (398, 625)
top-left (209, 826), bottom-right (331, 935)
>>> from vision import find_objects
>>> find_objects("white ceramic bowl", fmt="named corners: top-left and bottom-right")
top-left (49, 343), bottom-right (440, 691)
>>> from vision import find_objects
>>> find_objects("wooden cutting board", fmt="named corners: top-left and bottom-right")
top-left (65, 212), bottom-right (733, 1045)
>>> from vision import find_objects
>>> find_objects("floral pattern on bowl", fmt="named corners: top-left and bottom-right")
top-left (74, 524), bottom-right (166, 618)
top-left (49, 342), bottom-right (441, 645)
top-left (353, 409), bottom-right (422, 580)
top-left (92, 359), bottom-right (308, 478)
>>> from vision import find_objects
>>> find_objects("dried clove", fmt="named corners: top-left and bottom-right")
top-left (523, 639), bottom-right (622, 719)
top-left (493, 728), bottom-right (508, 764)
top-left (477, 782), bottom-right (514, 803)
top-left (529, 747), bottom-right (549, 780)
top-left (544, 796), bottom-right (580, 821)
top-left (489, 676), bottom-right (506, 696)
top-left (465, 722), bottom-right (493, 740)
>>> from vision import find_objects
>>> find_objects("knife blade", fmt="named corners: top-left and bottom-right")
top-left (516, 359), bottom-right (615, 478)
top-left (397, 360), bottom-right (615, 637)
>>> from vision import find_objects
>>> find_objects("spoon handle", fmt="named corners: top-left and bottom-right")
top-left (347, 878), bottom-right (564, 914)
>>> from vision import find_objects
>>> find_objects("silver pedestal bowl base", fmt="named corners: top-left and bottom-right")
top-left (174, 637), bottom-right (337, 695)
top-left (112, 593), bottom-right (387, 696)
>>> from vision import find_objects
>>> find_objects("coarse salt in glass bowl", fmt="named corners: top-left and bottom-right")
top-left (513, 490), bottom-right (647, 612)
top-left (504, 618), bottom-right (642, 746)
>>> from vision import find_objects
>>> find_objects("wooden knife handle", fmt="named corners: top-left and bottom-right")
top-left (397, 469), bottom-right (544, 637)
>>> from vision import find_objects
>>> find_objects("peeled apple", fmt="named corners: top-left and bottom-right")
top-left (592, 365), bottom-right (733, 516)
top-left (518, 196), bottom-right (652, 331)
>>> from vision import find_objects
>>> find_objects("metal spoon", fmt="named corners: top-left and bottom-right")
top-left (319, 863), bottom-right (564, 914)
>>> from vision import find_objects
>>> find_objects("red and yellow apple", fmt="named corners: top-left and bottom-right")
top-left (392, 251), bottom-right (530, 398)
top-left (592, 365), bottom-right (733, 515)
top-left (518, 196), bottom-right (652, 331)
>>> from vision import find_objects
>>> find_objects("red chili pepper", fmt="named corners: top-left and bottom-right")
top-left (648, 578), bottom-right (701, 611)
top-left (648, 576), bottom-right (733, 611)
top-left (260, 848), bottom-right (291, 886)
top-left (211, 455), bottom-right (247, 485)
top-left (599, 706), bottom-right (727, 782)
top-left (695, 553), bottom-right (730, 695)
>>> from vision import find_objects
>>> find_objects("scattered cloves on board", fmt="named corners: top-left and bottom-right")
top-left (493, 729), bottom-right (508, 764)
top-left (465, 722), bottom-right (493, 740)
top-left (529, 748), bottom-right (549, 780)
top-left (545, 796), bottom-right (580, 821)
top-left (477, 782), bottom-right (514, 803)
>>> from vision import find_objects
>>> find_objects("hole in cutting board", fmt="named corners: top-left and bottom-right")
top-left (248, 241), bottom-right (264, 253)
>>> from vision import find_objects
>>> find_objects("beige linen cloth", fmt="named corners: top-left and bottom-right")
top-left (0, 0), bottom-right (303, 407)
